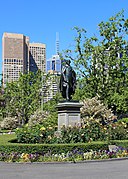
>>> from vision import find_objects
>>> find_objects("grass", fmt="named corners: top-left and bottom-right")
top-left (0, 133), bottom-right (16, 145)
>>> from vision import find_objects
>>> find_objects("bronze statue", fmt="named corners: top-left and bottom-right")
top-left (59, 60), bottom-right (76, 101)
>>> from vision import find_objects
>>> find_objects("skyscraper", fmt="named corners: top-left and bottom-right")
top-left (2, 33), bottom-right (46, 87)
top-left (2, 32), bottom-right (29, 86)
top-left (47, 54), bottom-right (61, 72)
top-left (29, 43), bottom-right (46, 73)
top-left (46, 33), bottom-right (61, 73)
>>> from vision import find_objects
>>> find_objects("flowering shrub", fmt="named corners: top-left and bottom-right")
top-left (28, 110), bottom-right (58, 128)
top-left (60, 121), bottom-right (106, 143)
top-left (28, 109), bottom-right (47, 127)
top-left (0, 117), bottom-right (19, 130)
top-left (16, 118), bottom-right (128, 144)
top-left (16, 124), bottom-right (58, 144)
top-left (80, 97), bottom-right (114, 124)
top-left (108, 122), bottom-right (128, 140)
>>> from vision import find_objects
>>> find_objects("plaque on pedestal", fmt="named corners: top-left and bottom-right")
top-left (57, 101), bottom-right (83, 130)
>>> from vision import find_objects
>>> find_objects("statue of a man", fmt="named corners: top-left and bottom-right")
top-left (59, 60), bottom-right (76, 101)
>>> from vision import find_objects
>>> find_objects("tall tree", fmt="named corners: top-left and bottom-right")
top-left (4, 71), bottom-right (42, 124)
top-left (63, 10), bottom-right (128, 114)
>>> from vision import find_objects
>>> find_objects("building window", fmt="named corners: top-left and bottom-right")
top-left (52, 60), bottom-right (55, 71)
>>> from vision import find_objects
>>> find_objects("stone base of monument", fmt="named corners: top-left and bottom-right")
top-left (57, 101), bottom-right (83, 130)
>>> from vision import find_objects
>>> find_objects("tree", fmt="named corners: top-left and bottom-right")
top-left (63, 10), bottom-right (128, 115)
top-left (4, 71), bottom-right (42, 125)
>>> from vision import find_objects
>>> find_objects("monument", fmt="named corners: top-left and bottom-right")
top-left (57, 59), bottom-right (83, 130)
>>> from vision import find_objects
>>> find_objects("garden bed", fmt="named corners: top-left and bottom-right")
top-left (0, 134), bottom-right (128, 162)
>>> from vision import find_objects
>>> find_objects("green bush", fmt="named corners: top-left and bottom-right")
top-left (0, 140), bottom-right (109, 154)
top-left (108, 122), bottom-right (128, 140)
top-left (0, 138), bottom-right (128, 155)
top-left (42, 112), bottom-right (58, 127)
top-left (28, 109), bottom-right (58, 128)
top-left (16, 124), bottom-right (58, 144)
top-left (60, 122), bottom-right (107, 143)
top-left (28, 109), bottom-right (47, 126)
top-left (109, 140), bottom-right (128, 148)
top-left (15, 118), bottom-right (128, 144)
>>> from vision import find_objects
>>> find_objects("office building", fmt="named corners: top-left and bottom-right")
top-left (2, 33), bottom-right (46, 87)
top-left (29, 43), bottom-right (46, 73)
top-left (2, 32), bottom-right (29, 86)
top-left (47, 54), bottom-right (61, 72)
top-left (46, 33), bottom-right (61, 73)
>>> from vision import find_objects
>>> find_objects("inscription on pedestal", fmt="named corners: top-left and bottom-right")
top-left (68, 113), bottom-right (80, 126)
top-left (57, 101), bottom-right (83, 130)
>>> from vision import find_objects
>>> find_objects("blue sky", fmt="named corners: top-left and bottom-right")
top-left (1, 0), bottom-right (128, 77)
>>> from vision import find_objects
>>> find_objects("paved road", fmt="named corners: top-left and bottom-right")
top-left (0, 159), bottom-right (128, 179)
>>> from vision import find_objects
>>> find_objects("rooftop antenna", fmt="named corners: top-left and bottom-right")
top-left (56, 32), bottom-right (59, 55)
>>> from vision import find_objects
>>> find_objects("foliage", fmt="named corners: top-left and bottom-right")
top-left (80, 96), bottom-right (114, 124)
top-left (15, 124), bottom-right (57, 144)
top-left (1, 134), bottom-right (128, 154)
top-left (0, 87), bottom-right (5, 121)
top-left (109, 140), bottom-right (128, 148)
top-left (28, 109), bottom-right (48, 127)
top-left (0, 134), bottom-right (128, 162)
top-left (3, 71), bottom-right (42, 125)
top-left (0, 135), bottom-right (109, 154)
top-left (108, 122), bottom-right (128, 140)
top-left (15, 117), bottom-right (128, 144)
top-left (29, 110), bottom-right (58, 128)
top-left (0, 117), bottom-right (19, 130)
top-left (28, 97), bottom-right (59, 128)
top-left (2, 70), bottom-right (60, 128)
top-left (62, 10), bottom-right (128, 115)
top-left (43, 93), bottom-right (63, 113)
top-left (42, 112), bottom-right (58, 127)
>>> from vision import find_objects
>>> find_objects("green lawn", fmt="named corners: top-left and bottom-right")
top-left (0, 134), bottom-right (16, 145)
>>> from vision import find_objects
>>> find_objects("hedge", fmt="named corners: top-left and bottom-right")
top-left (0, 142), bottom-right (109, 154)
top-left (0, 134), bottom-right (128, 155)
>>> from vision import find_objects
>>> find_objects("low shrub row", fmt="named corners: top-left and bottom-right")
top-left (0, 134), bottom-right (128, 155)
top-left (15, 119), bottom-right (128, 144)
top-left (0, 140), bottom-right (109, 154)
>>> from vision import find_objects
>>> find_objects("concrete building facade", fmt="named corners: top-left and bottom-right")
top-left (29, 43), bottom-right (46, 73)
top-left (2, 32), bottom-right (29, 86)
top-left (2, 33), bottom-right (46, 87)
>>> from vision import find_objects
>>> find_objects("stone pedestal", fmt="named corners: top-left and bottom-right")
top-left (57, 101), bottom-right (83, 130)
